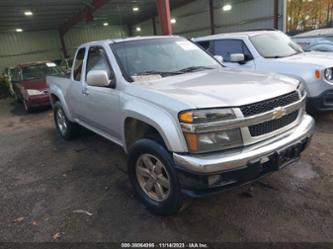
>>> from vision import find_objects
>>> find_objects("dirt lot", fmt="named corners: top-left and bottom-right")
top-left (0, 97), bottom-right (332, 243)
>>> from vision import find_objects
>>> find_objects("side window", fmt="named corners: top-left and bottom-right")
top-left (197, 41), bottom-right (212, 52)
top-left (213, 40), bottom-right (253, 62)
top-left (73, 48), bottom-right (86, 81)
top-left (86, 47), bottom-right (113, 81)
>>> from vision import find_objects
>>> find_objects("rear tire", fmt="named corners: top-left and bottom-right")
top-left (54, 101), bottom-right (80, 140)
top-left (127, 137), bottom-right (183, 216)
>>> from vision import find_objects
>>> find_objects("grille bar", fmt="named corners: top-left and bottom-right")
top-left (240, 91), bottom-right (300, 117)
top-left (248, 111), bottom-right (299, 137)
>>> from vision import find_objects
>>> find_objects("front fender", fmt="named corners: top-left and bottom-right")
top-left (121, 100), bottom-right (187, 153)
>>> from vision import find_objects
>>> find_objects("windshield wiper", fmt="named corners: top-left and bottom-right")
top-left (133, 71), bottom-right (182, 77)
top-left (174, 66), bottom-right (214, 74)
top-left (133, 66), bottom-right (214, 78)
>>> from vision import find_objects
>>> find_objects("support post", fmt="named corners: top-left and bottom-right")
top-left (58, 30), bottom-right (68, 58)
top-left (273, 0), bottom-right (279, 29)
top-left (208, 0), bottom-right (215, 34)
top-left (156, 0), bottom-right (172, 35)
top-left (127, 24), bottom-right (133, 37)
top-left (152, 17), bottom-right (157, 35)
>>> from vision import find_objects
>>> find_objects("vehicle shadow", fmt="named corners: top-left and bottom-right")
top-left (9, 99), bottom-right (51, 116)
top-left (309, 111), bottom-right (333, 134)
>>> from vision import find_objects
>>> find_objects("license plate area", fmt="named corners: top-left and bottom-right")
top-left (277, 143), bottom-right (302, 168)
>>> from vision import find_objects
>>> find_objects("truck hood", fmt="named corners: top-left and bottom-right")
top-left (19, 78), bottom-right (48, 90)
top-left (275, 52), bottom-right (333, 68)
top-left (131, 68), bottom-right (299, 109)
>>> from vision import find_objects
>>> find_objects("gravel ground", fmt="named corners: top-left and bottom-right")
top-left (0, 97), bottom-right (332, 243)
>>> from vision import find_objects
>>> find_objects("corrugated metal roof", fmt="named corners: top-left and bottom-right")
top-left (0, 0), bottom-right (179, 33)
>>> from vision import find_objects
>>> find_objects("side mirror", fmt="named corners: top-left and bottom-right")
top-left (214, 55), bottom-right (224, 64)
top-left (87, 69), bottom-right (112, 87)
top-left (230, 53), bottom-right (245, 63)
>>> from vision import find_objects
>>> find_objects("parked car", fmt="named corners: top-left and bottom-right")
top-left (292, 28), bottom-right (333, 52)
top-left (193, 30), bottom-right (333, 112)
top-left (12, 61), bottom-right (64, 112)
top-left (47, 36), bottom-right (315, 215)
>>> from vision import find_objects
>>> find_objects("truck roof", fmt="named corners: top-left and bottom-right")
top-left (193, 30), bottom-right (283, 42)
top-left (80, 35), bottom-right (181, 47)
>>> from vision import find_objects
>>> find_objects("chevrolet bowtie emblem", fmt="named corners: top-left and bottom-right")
top-left (272, 106), bottom-right (286, 119)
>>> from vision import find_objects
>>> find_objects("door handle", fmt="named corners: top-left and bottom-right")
top-left (82, 88), bottom-right (89, 96)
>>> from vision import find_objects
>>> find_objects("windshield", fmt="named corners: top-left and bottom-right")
top-left (22, 63), bottom-right (64, 80)
top-left (111, 38), bottom-right (221, 80)
top-left (250, 32), bottom-right (304, 58)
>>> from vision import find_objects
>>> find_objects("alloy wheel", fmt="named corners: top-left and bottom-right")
top-left (136, 153), bottom-right (171, 202)
top-left (56, 108), bottom-right (67, 135)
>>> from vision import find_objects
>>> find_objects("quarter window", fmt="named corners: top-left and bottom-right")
top-left (73, 48), bottom-right (86, 81)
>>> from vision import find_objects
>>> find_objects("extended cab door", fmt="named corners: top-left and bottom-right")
top-left (67, 47), bottom-right (87, 120)
top-left (81, 46), bottom-right (121, 142)
top-left (211, 39), bottom-right (256, 69)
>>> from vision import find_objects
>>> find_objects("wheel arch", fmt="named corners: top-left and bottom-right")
top-left (121, 102), bottom-right (187, 153)
top-left (48, 87), bottom-right (74, 121)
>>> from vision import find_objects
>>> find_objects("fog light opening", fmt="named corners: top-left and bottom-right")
top-left (208, 175), bottom-right (221, 186)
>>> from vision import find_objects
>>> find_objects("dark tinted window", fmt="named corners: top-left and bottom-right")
top-left (73, 48), bottom-right (86, 81)
top-left (197, 41), bottom-right (212, 51)
top-left (213, 39), bottom-right (253, 62)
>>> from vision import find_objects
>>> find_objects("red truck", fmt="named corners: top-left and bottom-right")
top-left (11, 61), bottom-right (65, 112)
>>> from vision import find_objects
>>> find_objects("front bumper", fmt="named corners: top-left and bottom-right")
top-left (307, 90), bottom-right (333, 111)
top-left (25, 94), bottom-right (50, 107)
top-left (173, 114), bottom-right (315, 197)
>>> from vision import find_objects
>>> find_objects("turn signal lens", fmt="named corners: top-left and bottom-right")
top-left (315, 70), bottom-right (321, 79)
top-left (184, 133), bottom-right (198, 152)
top-left (179, 111), bottom-right (193, 123)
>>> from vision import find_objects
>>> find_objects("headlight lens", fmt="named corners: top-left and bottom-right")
top-left (27, 89), bottom-right (44, 96)
top-left (183, 129), bottom-right (243, 153)
top-left (179, 108), bottom-right (235, 123)
top-left (179, 108), bottom-right (243, 153)
top-left (324, 68), bottom-right (333, 81)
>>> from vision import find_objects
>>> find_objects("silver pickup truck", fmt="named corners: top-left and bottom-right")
top-left (47, 36), bottom-right (315, 215)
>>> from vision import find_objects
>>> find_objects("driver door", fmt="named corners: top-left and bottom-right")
top-left (81, 46), bottom-right (121, 141)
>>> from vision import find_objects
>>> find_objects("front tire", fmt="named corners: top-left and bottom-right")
top-left (54, 101), bottom-right (80, 140)
top-left (127, 138), bottom-right (183, 216)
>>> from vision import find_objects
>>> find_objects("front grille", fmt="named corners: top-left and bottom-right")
top-left (240, 91), bottom-right (300, 117)
top-left (248, 111), bottom-right (299, 137)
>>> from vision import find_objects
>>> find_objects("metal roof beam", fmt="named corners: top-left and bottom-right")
top-left (128, 0), bottom-right (194, 26)
top-left (59, 0), bottom-right (109, 35)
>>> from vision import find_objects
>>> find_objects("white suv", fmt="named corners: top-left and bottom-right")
top-left (193, 30), bottom-right (333, 112)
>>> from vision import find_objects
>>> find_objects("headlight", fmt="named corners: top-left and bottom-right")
top-left (27, 89), bottom-right (43, 96)
top-left (324, 68), bottom-right (333, 81)
top-left (183, 129), bottom-right (243, 153)
top-left (179, 109), bottom-right (235, 123)
top-left (297, 82), bottom-right (306, 97)
top-left (179, 109), bottom-right (243, 153)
